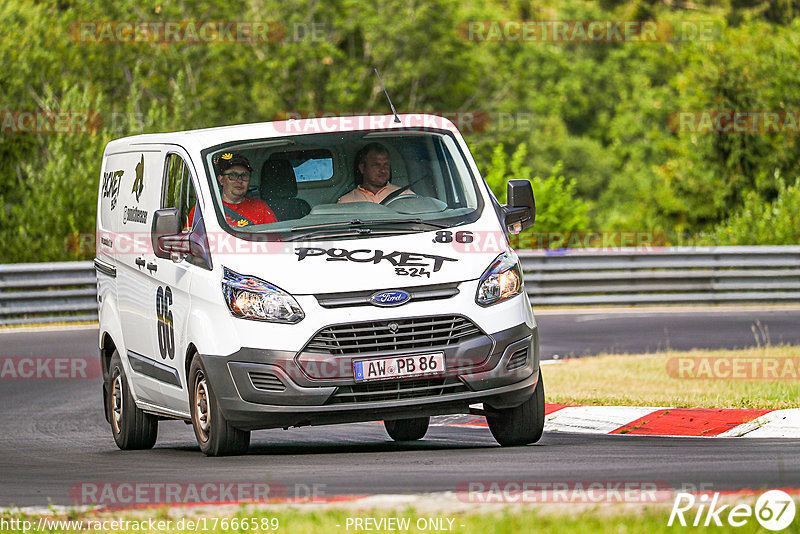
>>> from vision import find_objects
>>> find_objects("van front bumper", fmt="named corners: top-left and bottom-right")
top-left (197, 322), bottom-right (539, 431)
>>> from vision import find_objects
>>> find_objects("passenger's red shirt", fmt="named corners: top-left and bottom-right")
top-left (220, 198), bottom-right (277, 227)
top-left (186, 198), bottom-right (277, 230)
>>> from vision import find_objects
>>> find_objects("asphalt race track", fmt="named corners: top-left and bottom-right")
top-left (1, 309), bottom-right (799, 507)
top-left (537, 307), bottom-right (800, 358)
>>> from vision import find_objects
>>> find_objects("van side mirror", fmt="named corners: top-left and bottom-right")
top-left (503, 179), bottom-right (535, 234)
top-left (184, 215), bottom-right (213, 270)
top-left (151, 208), bottom-right (213, 269)
top-left (151, 208), bottom-right (213, 270)
top-left (152, 208), bottom-right (182, 260)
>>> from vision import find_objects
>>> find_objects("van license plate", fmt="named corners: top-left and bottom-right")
top-left (354, 353), bottom-right (445, 382)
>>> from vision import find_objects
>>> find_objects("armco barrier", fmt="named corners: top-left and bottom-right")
top-left (1, 246), bottom-right (799, 325)
top-left (519, 246), bottom-right (800, 306)
top-left (0, 261), bottom-right (98, 326)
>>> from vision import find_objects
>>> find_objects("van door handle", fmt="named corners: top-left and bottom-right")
top-left (146, 262), bottom-right (158, 273)
top-left (135, 257), bottom-right (145, 267)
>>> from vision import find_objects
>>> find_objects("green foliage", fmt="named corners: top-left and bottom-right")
top-left (530, 163), bottom-right (591, 233)
top-left (483, 143), bottom-right (532, 204)
top-left (0, 86), bottom-right (107, 262)
top-left (484, 143), bottom-right (589, 232)
top-left (705, 174), bottom-right (800, 245)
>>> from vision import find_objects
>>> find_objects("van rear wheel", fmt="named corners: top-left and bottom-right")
top-left (486, 375), bottom-right (545, 447)
top-left (384, 416), bottom-right (430, 441)
top-left (189, 357), bottom-right (250, 456)
top-left (108, 351), bottom-right (158, 450)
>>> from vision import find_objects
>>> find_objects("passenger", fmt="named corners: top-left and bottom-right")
top-left (188, 153), bottom-right (277, 229)
top-left (337, 143), bottom-right (414, 203)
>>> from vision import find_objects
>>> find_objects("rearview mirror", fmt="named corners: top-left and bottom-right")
top-left (503, 179), bottom-right (535, 234)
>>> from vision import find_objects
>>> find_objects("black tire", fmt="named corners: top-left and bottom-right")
top-left (487, 375), bottom-right (545, 447)
top-left (384, 416), bottom-right (430, 441)
top-left (108, 351), bottom-right (158, 450)
top-left (189, 356), bottom-right (250, 456)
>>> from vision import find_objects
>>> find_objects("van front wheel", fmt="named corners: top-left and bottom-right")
top-left (384, 416), bottom-right (430, 441)
top-left (486, 375), bottom-right (545, 447)
top-left (189, 357), bottom-right (250, 456)
top-left (108, 351), bottom-right (158, 450)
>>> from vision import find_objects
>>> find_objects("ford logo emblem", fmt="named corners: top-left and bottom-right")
top-left (369, 290), bottom-right (411, 307)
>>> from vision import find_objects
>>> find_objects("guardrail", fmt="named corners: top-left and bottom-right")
top-left (1, 246), bottom-right (799, 325)
top-left (519, 246), bottom-right (800, 306)
top-left (0, 261), bottom-right (98, 326)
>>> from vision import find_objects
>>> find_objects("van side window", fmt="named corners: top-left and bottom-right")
top-left (163, 154), bottom-right (198, 231)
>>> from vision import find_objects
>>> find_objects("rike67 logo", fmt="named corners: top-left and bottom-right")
top-left (668, 490), bottom-right (796, 531)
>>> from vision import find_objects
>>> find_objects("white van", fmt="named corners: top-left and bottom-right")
top-left (95, 114), bottom-right (541, 456)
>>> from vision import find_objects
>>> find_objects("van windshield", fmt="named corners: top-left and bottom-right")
top-left (200, 129), bottom-right (484, 240)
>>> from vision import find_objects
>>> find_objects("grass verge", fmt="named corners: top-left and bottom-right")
top-left (545, 345), bottom-right (800, 409)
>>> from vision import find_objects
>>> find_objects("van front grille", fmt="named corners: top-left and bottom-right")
top-left (326, 377), bottom-right (468, 404)
top-left (304, 315), bottom-right (482, 356)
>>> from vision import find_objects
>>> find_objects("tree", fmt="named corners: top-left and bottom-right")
top-left (483, 143), bottom-right (589, 235)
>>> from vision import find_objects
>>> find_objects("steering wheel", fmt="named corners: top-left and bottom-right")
top-left (380, 187), bottom-right (417, 205)
top-left (379, 176), bottom-right (428, 205)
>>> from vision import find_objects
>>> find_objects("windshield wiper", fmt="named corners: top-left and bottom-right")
top-left (286, 218), bottom-right (450, 242)
top-left (290, 218), bottom-right (449, 233)
top-left (285, 227), bottom-right (417, 242)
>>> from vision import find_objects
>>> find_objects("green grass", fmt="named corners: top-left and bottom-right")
top-left (545, 346), bottom-right (800, 409)
top-left (3, 504), bottom-right (797, 534)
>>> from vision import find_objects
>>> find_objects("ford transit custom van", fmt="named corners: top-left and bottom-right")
top-left (95, 114), bottom-right (541, 456)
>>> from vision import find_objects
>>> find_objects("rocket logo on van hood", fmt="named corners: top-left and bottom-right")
top-left (295, 247), bottom-right (457, 272)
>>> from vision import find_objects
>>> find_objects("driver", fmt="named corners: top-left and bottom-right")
top-left (337, 143), bottom-right (414, 203)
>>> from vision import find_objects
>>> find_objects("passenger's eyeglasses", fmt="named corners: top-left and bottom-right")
top-left (222, 172), bottom-right (250, 182)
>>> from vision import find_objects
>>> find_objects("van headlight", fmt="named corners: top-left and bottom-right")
top-left (475, 251), bottom-right (524, 306)
top-left (222, 267), bottom-right (304, 323)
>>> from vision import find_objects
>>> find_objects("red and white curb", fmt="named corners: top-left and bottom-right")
top-left (435, 405), bottom-right (800, 438)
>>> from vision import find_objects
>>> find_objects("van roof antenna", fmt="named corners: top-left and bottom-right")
top-left (374, 67), bottom-right (401, 124)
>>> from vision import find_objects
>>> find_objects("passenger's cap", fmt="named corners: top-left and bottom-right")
top-left (215, 152), bottom-right (252, 174)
